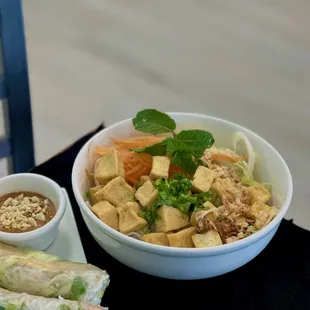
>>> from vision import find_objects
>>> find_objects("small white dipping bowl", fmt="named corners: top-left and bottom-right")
top-left (72, 113), bottom-right (293, 279)
top-left (0, 173), bottom-right (66, 250)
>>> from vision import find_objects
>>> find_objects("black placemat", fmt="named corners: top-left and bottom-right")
top-left (31, 125), bottom-right (310, 310)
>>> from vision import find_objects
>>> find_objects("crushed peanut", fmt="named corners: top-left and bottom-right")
top-left (0, 193), bottom-right (54, 231)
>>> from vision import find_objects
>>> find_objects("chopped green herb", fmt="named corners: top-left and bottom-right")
top-left (141, 174), bottom-right (222, 225)
top-left (67, 277), bottom-right (87, 301)
top-left (85, 191), bottom-right (90, 199)
top-left (141, 226), bottom-right (153, 234)
top-left (59, 306), bottom-right (71, 310)
top-left (192, 190), bottom-right (221, 211)
top-left (135, 183), bottom-right (141, 190)
top-left (139, 208), bottom-right (158, 224)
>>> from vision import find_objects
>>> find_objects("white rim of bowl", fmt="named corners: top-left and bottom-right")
top-left (0, 173), bottom-right (65, 240)
top-left (72, 112), bottom-right (293, 257)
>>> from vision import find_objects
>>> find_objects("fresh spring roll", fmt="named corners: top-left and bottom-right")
top-left (0, 243), bottom-right (109, 306)
top-left (0, 287), bottom-right (105, 310)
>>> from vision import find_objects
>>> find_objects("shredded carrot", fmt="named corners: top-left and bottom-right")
top-left (93, 136), bottom-right (189, 185)
top-left (210, 153), bottom-right (248, 163)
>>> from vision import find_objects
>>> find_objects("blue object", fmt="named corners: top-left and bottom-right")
top-left (0, 0), bottom-right (35, 173)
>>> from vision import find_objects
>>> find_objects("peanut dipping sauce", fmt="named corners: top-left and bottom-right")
top-left (0, 191), bottom-right (56, 233)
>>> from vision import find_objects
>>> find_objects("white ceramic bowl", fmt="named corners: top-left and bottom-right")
top-left (0, 173), bottom-right (66, 250)
top-left (72, 113), bottom-right (293, 279)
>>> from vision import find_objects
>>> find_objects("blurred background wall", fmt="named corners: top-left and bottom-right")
top-left (1, 0), bottom-right (309, 225)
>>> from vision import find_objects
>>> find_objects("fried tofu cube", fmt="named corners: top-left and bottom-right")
top-left (211, 178), bottom-right (237, 196)
top-left (167, 227), bottom-right (196, 248)
top-left (202, 201), bottom-right (220, 221)
top-left (117, 205), bottom-right (147, 234)
top-left (247, 201), bottom-right (278, 229)
top-left (140, 175), bottom-right (152, 185)
top-left (94, 149), bottom-right (125, 184)
top-left (225, 236), bottom-right (239, 244)
top-left (142, 233), bottom-right (169, 246)
top-left (155, 206), bottom-right (189, 232)
top-left (94, 176), bottom-right (135, 206)
top-left (92, 201), bottom-right (119, 230)
top-left (150, 156), bottom-right (170, 180)
top-left (192, 230), bottom-right (223, 248)
top-left (192, 166), bottom-right (215, 192)
top-left (247, 184), bottom-right (272, 204)
top-left (88, 185), bottom-right (104, 205)
top-left (267, 206), bottom-right (278, 225)
top-left (190, 212), bottom-right (197, 226)
top-left (118, 201), bottom-right (141, 214)
top-left (135, 180), bottom-right (158, 209)
top-left (190, 201), bottom-right (218, 226)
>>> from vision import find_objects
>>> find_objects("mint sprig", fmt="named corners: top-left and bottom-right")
top-left (131, 109), bottom-right (214, 174)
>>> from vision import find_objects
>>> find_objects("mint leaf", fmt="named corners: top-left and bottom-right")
top-left (132, 109), bottom-right (176, 134)
top-left (132, 138), bottom-right (171, 156)
top-left (171, 151), bottom-right (198, 174)
top-left (171, 130), bottom-right (214, 156)
top-left (166, 138), bottom-right (184, 155)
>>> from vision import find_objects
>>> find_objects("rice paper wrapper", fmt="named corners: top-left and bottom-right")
top-left (0, 243), bottom-right (109, 305)
top-left (0, 287), bottom-right (106, 310)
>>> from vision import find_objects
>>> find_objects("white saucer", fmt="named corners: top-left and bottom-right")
top-left (45, 188), bottom-right (86, 263)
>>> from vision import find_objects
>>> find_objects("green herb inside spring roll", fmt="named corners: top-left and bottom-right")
top-left (0, 287), bottom-right (105, 310)
top-left (0, 243), bottom-right (109, 305)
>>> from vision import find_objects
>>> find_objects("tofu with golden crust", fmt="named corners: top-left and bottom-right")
top-left (150, 156), bottom-right (170, 180)
top-left (247, 184), bottom-right (272, 204)
top-left (192, 230), bottom-right (223, 248)
top-left (92, 201), bottom-right (119, 230)
top-left (142, 233), bottom-right (169, 246)
top-left (94, 176), bottom-right (135, 206)
top-left (88, 185), bottom-right (104, 205)
top-left (167, 227), bottom-right (196, 248)
top-left (117, 201), bottom-right (141, 214)
top-left (140, 175), bottom-right (152, 185)
top-left (155, 206), bottom-right (189, 232)
top-left (117, 205), bottom-right (147, 234)
top-left (192, 166), bottom-right (215, 192)
top-left (94, 149), bottom-right (125, 184)
top-left (247, 201), bottom-right (277, 229)
top-left (135, 180), bottom-right (158, 209)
